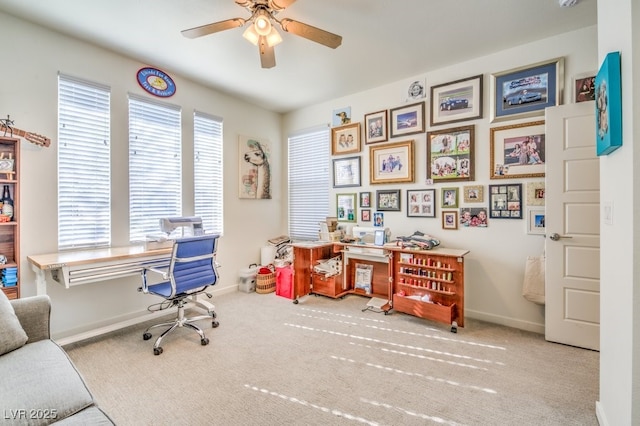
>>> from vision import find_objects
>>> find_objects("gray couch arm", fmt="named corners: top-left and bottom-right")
top-left (10, 295), bottom-right (51, 343)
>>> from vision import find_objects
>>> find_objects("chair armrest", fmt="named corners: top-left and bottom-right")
top-left (10, 295), bottom-right (51, 343)
top-left (147, 266), bottom-right (169, 279)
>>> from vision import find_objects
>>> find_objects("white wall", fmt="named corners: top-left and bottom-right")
top-left (0, 12), bottom-right (286, 339)
top-left (596, 0), bottom-right (639, 424)
top-left (283, 26), bottom-right (598, 333)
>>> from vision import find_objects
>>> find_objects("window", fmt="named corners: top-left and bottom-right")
top-left (57, 74), bottom-right (111, 249)
top-left (288, 125), bottom-right (330, 240)
top-left (129, 94), bottom-right (182, 242)
top-left (194, 111), bottom-right (224, 235)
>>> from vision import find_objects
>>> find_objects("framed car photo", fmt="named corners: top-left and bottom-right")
top-left (430, 74), bottom-right (483, 126)
top-left (490, 57), bottom-right (564, 122)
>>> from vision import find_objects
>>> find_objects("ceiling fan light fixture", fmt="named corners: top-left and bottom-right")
top-left (253, 10), bottom-right (272, 36)
top-left (265, 27), bottom-right (282, 47)
top-left (242, 25), bottom-right (260, 45)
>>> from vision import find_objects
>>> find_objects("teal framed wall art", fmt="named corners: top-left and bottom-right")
top-left (595, 51), bottom-right (622, 156)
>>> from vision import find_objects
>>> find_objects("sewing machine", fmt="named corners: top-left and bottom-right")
top-left (351, 226), bottom-right (390, 246)
top-left (145, 217), bottom-right (205, 250)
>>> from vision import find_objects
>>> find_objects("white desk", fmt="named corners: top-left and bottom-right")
top-left (27, 245), bottom-right (173, 295)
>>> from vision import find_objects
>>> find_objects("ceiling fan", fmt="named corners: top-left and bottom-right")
top-left (181, 0), bottom-right (342, 69)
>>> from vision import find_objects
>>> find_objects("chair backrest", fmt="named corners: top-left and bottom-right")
top-left (168, 234), bottom-right (220, 296)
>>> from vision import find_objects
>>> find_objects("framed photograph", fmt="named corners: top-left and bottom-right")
top-left (333, 106), bottom-right (351, 126)
top-left (407, 189), bottom-right (436, 218)
top-left (490, 57), bottom-right (564, 122)
top-left (369, 140), bottom-right (414, 184)
top-left (430, 74), bottom-right (483, 126)
top-left (390, 102), bottom-right (425, 138)
top-left (359, 191), bottom-right (371, 207)
top-left (442, 211), bottom-right (458, 230)
top-left (490, 120), bottom-right (545, 179)
top-left (427, 125), bottom-right (474, 182)
top-left (373, 212), bottom-right (384, 227)
top-left (596, 51), bottom-right (622, 156)
top-left (463, 185), bottom-right (484, 203)
top-left (526, 182), bottom-right (545, 206)
top-left (441, 187), bottom-right (459, 209)
top-left (459, 207), bottom-right (488, 227)
top-left (527, 207), bottom-right (546, 235)
top-left (331, 122), bottom-right (361, 155)
top-left (361, 209), bottom-right (371, 222)
top-left (332, 156), bottom-right (361, 188)
top-left (404, 78), bottom-right (427, 102)
top-left (376, 189), bottom-right (401, 212)
top-left (572, 71), bottom-right (596, 103)
top-left (489, 184), bottom-right (522, 219)
top-left (336, 193), bottom-right (357, 222)
top-left (364, 110), bottom-right (388, 144)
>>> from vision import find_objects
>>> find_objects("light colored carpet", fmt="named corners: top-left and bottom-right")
top-left (63, 291), bottom-right (599, 425)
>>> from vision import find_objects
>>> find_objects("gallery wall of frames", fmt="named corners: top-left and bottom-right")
top-left (329, 56), bottom-right (594, 234)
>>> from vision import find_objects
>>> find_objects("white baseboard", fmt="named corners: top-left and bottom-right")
top-left (465, 309), bottom-right (545, 334)
top-left (595, 401), bottom-right (607, 426)
top-left (55, 286), bottom-right (237, 346)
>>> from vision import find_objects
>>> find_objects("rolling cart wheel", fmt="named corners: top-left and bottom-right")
top-left (153, 347), bottom-right (163, 356)
top-left (293, 299), bottom-right (299, 304)
top-left (143, 332), bottom-right (152, 341)
top-left (451, 321), bottom-right (458, 333)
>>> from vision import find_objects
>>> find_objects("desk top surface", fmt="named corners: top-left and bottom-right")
top-left (27, 245), bottom-right (173, 270)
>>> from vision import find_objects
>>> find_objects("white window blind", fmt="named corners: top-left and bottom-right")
top-left (194, 111), bottom-right (223, 235)
top-left (57, 74), bottom-right (111, 249)
top-left (288, 125), bottom-right (330, 240)
top-left (128, 94), bottom-right (182, 242)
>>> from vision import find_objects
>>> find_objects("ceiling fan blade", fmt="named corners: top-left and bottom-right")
top-left (181, 18), bottom-right (245, 39)
top-left (280, 18), bottom-right (342, 49)
top-left (269, 0), bottom-right (297, 11)
top-left (259, 37), bottom-right (276, 68)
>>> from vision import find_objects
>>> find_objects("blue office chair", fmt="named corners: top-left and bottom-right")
top-left (140, 234), bottom-right (220, 355)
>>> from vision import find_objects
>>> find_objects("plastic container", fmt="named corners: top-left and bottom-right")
top-left (275, 265), bottom-right (294, 299)
top-left (261, 245), bottom-right (276, 266)
top-left (238, 264), bottom-right (258, 293)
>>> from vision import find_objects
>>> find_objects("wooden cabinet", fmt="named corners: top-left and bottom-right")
top-left (311, 271), bottom-right (347, 298)
top-left (291, 242), bottom-right (334, 302)
top-left (0, 137), bottom-right (19, 300)
top-left (390, 248), bottom-right (468, 330)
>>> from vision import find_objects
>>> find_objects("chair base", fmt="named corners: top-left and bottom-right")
top-left (143, 294), bottom-right (218, 355)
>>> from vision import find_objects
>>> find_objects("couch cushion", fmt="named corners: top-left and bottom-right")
top-left (0, 340), bottom-right (96, 425)
top-left (52, 406), bottom-right (114, 425)
top-left (0, 290), bottom-right (28, 355)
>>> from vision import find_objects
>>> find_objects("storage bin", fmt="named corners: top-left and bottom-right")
top-left (275, 265), bottom-right (293, 299)
top-left (256, 266), bottom-right (276, 294)
top-left (238, 264), bottom-right (258, 293)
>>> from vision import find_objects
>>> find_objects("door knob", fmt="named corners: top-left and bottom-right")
top-left (549, 233), bottom-right (572, 241)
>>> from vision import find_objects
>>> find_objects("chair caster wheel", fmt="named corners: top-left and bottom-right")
top-left (153, 347), bottom-right (163, 356)
top-left (201, 338), bottom-right (209, 346)
top-left (212, 320), bottom-right (220, 328)
top-left (211, 312), bottom-right (217, 319)
top-left (143, 332), bottom-right (152, 341)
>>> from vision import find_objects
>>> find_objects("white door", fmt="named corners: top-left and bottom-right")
top-left (545, 101), bottom-right (600, 351)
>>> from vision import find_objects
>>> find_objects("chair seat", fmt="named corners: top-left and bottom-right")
top-left (147, 281), bottom-right (208, 298)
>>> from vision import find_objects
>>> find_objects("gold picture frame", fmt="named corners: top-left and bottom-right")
top-left (331, 122), bottom-right (361, 155)
top-left (369, 140), bottom-right (414, 184)
top-left (490, 120), bottom-right (545, 179)
top-left (463, 185), bottom-right (484, 203)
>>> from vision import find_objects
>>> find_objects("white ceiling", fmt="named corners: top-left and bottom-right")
top-left (0, 0), bottom-right (597, 113)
